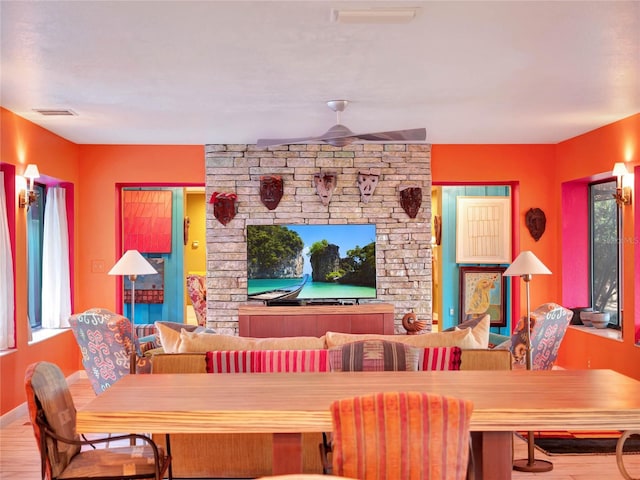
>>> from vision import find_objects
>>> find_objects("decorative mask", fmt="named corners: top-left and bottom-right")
top-left (260, 175), bottom-right (283, 210)
top-left (357, 169), bottom-right (380, 204)
top-left (525, 207), bottom-right (546, 241)
top-left (313, 172), bottom-right (337, 206)
top-left (209, 192), bottom-right (238, 226)
top-left (399, 186), bottom-right (422, 219)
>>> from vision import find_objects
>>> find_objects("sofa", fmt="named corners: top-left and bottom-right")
top-left (143, 315), bottom-right (512, 478)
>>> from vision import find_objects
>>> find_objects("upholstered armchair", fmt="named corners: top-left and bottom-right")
top-left (186, 274), bottom-right (206, 326)
top-left (69, 308), bottom-right (151, 395)
top-left (24, 361), bottom-right (171, 480)
top-left (509, 302), bottom-right (573, 370)
top-left (329, 392), bottom-right (474, 480)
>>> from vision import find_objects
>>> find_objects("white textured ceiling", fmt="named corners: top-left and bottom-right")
top-left (1, 1), bottom-right (638, 145)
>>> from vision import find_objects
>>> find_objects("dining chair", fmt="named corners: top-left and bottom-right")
top-left (330, 392), bottom-right (474, 480)
top-left (258, 475), bottom-right (355, 479)
top-left (321, 341), bottom-right (464, 476)
top-left (24, 361), bottom-right (172, 480)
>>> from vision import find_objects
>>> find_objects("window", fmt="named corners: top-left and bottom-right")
top-left (27, 183), bottom-right (46, 330)
top-left (589, 179), bottom-right (621, 328)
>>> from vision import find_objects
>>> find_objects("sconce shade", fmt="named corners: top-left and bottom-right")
top-left (108, 250), bottom-right (157, 276)
top-left (24, 164), bottom-right (40, 180)
top-left (612, 162), bottom-right (629, 177)
top-left (503, 251), bottom-right (551, 277)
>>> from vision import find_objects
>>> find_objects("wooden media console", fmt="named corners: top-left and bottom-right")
top-left (238, 303), bottom-right (395, 338)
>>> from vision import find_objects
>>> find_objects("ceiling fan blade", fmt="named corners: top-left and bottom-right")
top-left (257, 126), bottom-right (426, 148)
top-left (257, 124), bottom-right (355, 148)
top-left (257, 135), bottom-right (323, 148)
top-left (354, 128), bottom-right (427, 142)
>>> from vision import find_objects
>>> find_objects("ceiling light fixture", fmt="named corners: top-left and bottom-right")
top-left (612, 162), bottom-right (632, 207)
top-left (331, 8), bottom-right (418, 24)
top-left (19, 164), bottom-right (40, 209)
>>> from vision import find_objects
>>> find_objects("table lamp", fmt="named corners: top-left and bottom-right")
top-left (503, 250), bottom-right (552, 472)
top-left (108, 250), bottom-right (157, 376)
top-left (108, 250), bottom-right (157, 327)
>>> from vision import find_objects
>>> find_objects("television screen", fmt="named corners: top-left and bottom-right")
top-left (247, 224), bottom-right (377, 303)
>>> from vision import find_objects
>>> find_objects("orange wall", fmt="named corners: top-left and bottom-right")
top-left (0, 108), bottom-right (82, 415)
top-left (2, 106), bottom-right (639, 416)
top-left (555, 113), bottom-right (640, 379)
top-left (75, 145), bottom-right (204, 312)
top-left (0, 108), bottom-right (204, 415)
top-left (432, 144), bottom-right (559, 310)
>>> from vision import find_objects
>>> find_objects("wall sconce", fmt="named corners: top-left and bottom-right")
top-left (19, 164), bottom-right (40, 209)
top-left (612, 162), bottom-right (632, 207)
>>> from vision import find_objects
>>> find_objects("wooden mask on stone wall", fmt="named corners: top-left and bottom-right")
top-left (357, 169), bottom-right (380, 204)
top-left (260, 175), bottom-right (283, 210)
top-left (399, 185), bottom-right (422, 218)
top-left (313, 172), bottom-right (337, 206)
top-left (209, 191), bottom-right (238, 226)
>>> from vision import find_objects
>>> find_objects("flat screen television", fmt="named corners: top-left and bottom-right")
top-left (247, 224), bottom-right (377, 304)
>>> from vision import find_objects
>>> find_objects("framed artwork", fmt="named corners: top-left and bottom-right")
top-left (456, 196), bottom-right (511, 264)
top-left (123, 190), bottom-right (173, 253)
top-left (459, 266), bottom-right (507, 327)
top-left (124, 258), bottom-right (165, 304)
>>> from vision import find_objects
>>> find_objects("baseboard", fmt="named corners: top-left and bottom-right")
top-left (0, 369), bottom-right (87, 428)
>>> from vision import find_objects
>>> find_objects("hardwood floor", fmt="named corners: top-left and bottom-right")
top-left (2, 375), bottom-right (639, 480)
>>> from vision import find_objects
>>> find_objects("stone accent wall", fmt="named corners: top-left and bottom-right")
top-left (204, 143), bottom-right (432, 334)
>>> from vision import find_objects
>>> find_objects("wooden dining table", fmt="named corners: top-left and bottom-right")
top-left (76, 369), bottom-right (640, 480)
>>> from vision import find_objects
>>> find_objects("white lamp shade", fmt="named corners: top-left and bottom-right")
top-left (612, 162), bottom-right (629, 177)
top-left (108, 250), bottom-right (157, 276)
top-left (24, 164), bottom-right (40, 180)
top-left (503, 250), bottom-right (551, 276)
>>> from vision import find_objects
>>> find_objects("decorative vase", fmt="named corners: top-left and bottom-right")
top-left (590, 312), bottom-right (610, 329)
top-left (579, 310), bottom-right (593, 327)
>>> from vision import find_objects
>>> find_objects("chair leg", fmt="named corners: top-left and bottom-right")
top-left (319, 432), bottom-right (333, 474)
top-left (166, 434), bottom-right (173, 480)
top-left (466, 436), bottom-right (475, 480)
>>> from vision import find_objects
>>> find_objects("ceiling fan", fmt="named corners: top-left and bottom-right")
top-left (256, 100), bottom-right (426, 148)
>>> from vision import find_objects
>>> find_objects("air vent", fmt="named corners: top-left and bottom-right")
top-left (33, 108), bottom-right (77, 116)
top-left (331, 8), bottom-right (419, 24)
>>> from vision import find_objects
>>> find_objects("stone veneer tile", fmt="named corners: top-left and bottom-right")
top-left (204, 143), bottom-right (432, 334)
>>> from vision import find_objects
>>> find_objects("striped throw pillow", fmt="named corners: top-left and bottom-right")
top-left (205, 351), bottom-right (254, 373)
top-left (254, 349), bottom-right (330, 372)
top-left (420, 346), bottom-right (462, 371)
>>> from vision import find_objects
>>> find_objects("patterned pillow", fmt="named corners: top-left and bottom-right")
top-left (329, 340), bottom-right (421, 372)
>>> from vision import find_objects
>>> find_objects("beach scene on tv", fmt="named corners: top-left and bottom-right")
top-left (247, 224), bottom-right (377, 302)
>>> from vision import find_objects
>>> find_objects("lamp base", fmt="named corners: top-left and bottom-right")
top-left (513, 458), bottom-right (553, 472)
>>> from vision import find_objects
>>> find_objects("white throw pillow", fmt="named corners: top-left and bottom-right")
top-left (325, 315), bottom-right (490, 350)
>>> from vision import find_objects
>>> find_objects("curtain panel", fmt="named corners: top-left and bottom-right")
top-left (0, 172), bottom-right (15, 349)
top-left (41, 187), bottom-right (71, 328)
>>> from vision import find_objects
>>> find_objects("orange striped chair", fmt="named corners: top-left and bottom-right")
top-left (330, 392), bottom-right (474, 480)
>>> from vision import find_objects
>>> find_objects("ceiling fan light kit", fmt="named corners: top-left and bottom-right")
top-left (256, 100), bottom-right (426, 148)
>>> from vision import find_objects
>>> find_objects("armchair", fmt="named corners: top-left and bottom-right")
top-left (509, 302), bottom-right (573, 370)
top-left (69, 307), bottom-right (150, 395)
